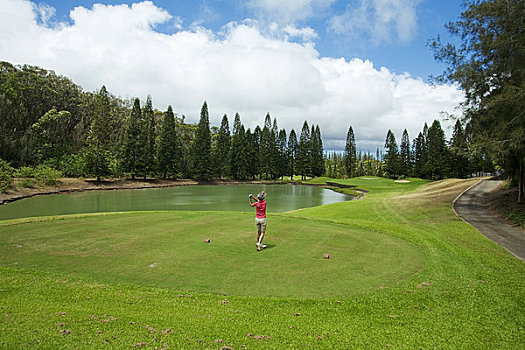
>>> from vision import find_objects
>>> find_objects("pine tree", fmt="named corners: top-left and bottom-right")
top-left (311, 125), bottom-right (324, 177)
top-left (245, 128), bottom-right (258, 180)
top-left (297, 121), bottom-right (311, 180)
top-left (230, 113), bottom-right (247, 179)
top-left (214, 114), bottom-right (230, 179)
top-left (384, 129), bottom-right (400, 178)
top-left (277, 129), bottom-right (288, 179)
top-left (252, 125), bottom-right (261, 176)
top-left (426, 120), bottom-right (449, 179)
top-left (400, 129), bottom-right (411, 177)
top-left (344, 126), bottom-right (357, 178)
top-left (83, 86), bottom-right (113, 181)
top-left (121, 98), bottom-right (142, 179)
top-left (260, 113), bottom-right (277, 179)
top-left (357, 151), bottom-right (365, 177)
top-left (143, 95), bottom-right (156, 177)
top-left (450, 120), bottom-right (470, 178)
top-left (271, 118), bottom-right (280, 177)
top-left (287, 129), bottom-right (298, 180)
top-left (191, 101), bottom-right (212, 180)
top-left (412, 132), bottom-right (426, 178)
top-left (157, 106), bottom-right (180, 179)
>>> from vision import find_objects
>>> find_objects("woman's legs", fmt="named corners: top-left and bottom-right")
top-left (255, 219), bottom-right (267, 251)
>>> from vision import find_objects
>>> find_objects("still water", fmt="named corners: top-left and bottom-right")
top-left (0, 184), bottom-right (349, 220)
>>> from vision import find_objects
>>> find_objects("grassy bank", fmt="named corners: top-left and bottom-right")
top-left (0, 177), bottom-right (523, 349)
top-left (485, 181), bottom-right (525, 227)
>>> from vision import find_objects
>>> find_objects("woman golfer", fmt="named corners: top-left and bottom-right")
top-left (249, 191), bottom-right (267, 251)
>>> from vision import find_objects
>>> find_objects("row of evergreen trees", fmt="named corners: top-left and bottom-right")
top-left (85, 86), bottom-right (325, 181)
top-left (325, 119), bottom-right (495, 181)
top-left (0, 62), bottom-right (495, 183)
top-left (383, 120), bottom-right (494, 179)
top-left (336, 120), bottom-right (493, 181)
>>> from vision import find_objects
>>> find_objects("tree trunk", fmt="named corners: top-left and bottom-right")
top-left (519, 161), bottom-right (524, 204)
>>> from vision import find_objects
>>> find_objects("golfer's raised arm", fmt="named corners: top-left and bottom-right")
top-left (249, 194), bottom-right (257, 206)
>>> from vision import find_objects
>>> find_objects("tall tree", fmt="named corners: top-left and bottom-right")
top-left (430, 0), bottom-right (525, 202)
top-left (83, 86), bottom-right (113, 181)
top-left (311, 125), bottom-right (325, 177)
top-left (277, 129), bottom-right (288, 179)
top-left (121, 98), bottom-right (143, 179)
top-left (259, 113), bottom-right (277, 179)
top-left (287, 129), bottom-right (298, 180)
top-left (245, 128), bottom-right (258, 180)
top-left (425, 120), bottom-right (449, 179)
top-left (214, 114), bottom-right (231, 179)
top-left (399, 129), bottom-right (411, 177)
top-left (192, 101), bottom-right (212, 180)
top-left (297, 121), bottom-right (311, 180)
top-left (143, 95), bottom-right (156, 177)
top-left (384, 130), bottom-right (400, 178)
top-left (344, 126), bottom-right (357, 178)
top-left (30, 109), bottom-right (72, 163)
top-left (230, 113), bottom-right (248, 180)
top-left (157, 106), bottom-right (180, 179)
top-left (450, 120), bottom-right (470, 178)
top-left (412, 132), bottom-right (426, 178)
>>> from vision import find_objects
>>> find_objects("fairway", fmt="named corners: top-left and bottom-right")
top-left (1, 178), bottom-right (523, 349)
top-left (0, 210), bottom-right (423, 298)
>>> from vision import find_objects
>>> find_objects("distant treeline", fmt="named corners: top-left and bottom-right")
top-left (324, 120), bottom-right (494, 180)
top-left (0, 61), bottom-right (495, 191)
top-left (0, 61), bottom-right (324, 183)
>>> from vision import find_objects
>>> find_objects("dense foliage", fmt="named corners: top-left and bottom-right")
top-left (0, 61), bottom-right (326, 190)
top-left (429, 0), bottom-right (524, 201)
top-left (326, 120), bottom-right (494, 181)
top-left (0, 54), bottom-right (507, 193)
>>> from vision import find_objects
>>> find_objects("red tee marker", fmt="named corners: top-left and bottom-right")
top-left (204, 238), bottom-right (211, 243)
top-left (323, 253), bottom-right (330, 259)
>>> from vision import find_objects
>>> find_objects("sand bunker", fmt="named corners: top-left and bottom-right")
top-left (394, 180), bottom-right (411, 183)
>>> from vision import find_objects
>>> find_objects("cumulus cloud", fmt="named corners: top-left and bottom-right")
top-left (0, 0), bottom-right (462, 151)
top-left (282, 25), bottom-right (318, 41)
top-left (329, 0), bottom-right (422, 44)
top-left (246, 0), bottom-right (335, 24)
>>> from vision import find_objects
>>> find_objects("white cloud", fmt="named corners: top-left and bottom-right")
top-left (282, 25), bottom-right (318, 41)
top-left (0, 0), bottom-right (462, 151)
top-left (329, 0), bottom-right (422, 44)
top-left (246, 0), bottom-right (335, 24)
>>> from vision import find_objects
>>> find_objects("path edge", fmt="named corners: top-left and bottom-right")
top-left (452, 178), bottom-right (484, 223)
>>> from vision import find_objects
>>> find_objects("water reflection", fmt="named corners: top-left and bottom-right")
top-left (0, 184), bottom-right (350, 220)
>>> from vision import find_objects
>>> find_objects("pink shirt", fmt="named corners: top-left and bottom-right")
top-left (255, 200), bottom-right (266, 218)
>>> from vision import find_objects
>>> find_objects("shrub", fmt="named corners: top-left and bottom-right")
top-left (46, 155), bottom-right (84, 177)
top-left (35, 166), bottom-right (62, 186)
top-left (19, 178), bottom-right (35, 188)
top-left (14, 166), bottom-right (36, 178)
top-left (0, 158), bottom-right (14, 193)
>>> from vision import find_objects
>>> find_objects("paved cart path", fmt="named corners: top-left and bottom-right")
top-left (454, 179), bottom-right (525, 261)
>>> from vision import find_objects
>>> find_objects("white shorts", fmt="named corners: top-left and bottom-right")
top-left (255, 217), bottom-right (267, 232)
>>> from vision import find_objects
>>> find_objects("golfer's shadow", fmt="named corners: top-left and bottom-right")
top-left (263, 244), bottom-right (276, 250)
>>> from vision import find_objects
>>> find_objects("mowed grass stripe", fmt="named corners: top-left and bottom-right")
top-left (0, 211), bottom-right (423, 298)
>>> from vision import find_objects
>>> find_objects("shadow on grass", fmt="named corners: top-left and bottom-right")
top-left (262, 244), bottom-right (276, 250)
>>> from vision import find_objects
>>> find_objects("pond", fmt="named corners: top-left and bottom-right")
top-left (0, 184), bottom-right (350, 220)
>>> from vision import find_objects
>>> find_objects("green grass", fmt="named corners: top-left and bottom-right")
top-left (0, 211), bottom-right (422, 298)
top-left (1, 177), bottom-right (524, 349)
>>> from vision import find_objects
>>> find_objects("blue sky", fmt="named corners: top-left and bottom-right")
top-left (37, 0), bottom-right (463, 80)
top-left (0, 0), bottom-right (465, 151)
